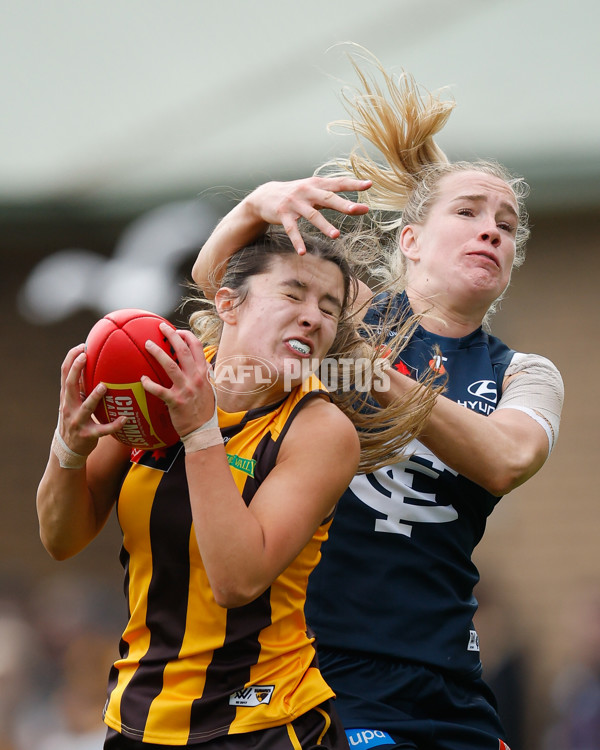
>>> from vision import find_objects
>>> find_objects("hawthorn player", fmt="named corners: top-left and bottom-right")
top-left (36, 224), bottom-right (433, 749)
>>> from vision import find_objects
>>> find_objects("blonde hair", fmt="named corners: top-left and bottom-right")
top-left (318, 47), bottom-right (530, 319)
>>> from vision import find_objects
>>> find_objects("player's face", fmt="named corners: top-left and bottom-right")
top-left (401, 171), bottom-right (519, 310)
top-left (217, 253), bottom-right (345, 392)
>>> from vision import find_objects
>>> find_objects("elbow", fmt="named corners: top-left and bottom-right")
top-left (190, 259), bottom-right (202, 287)
top-left (191, 258), bottom-right (214, 297)
top-left (210, 577), bottom-right (267, 609)
top-left (47, 549), bottom-right (74, 562)
top-left (39, 526), bottom-right (84, 562)
top-left (479, 451), bottom-right (541, 497)
top-left (213, 592), bottom-right (252, 610)
top-left (482, 474), bottom-right (519, 498)
top-left (486, 471), bottom-right (533, 498)
top-left (40, 538), bottom-right (76, 562)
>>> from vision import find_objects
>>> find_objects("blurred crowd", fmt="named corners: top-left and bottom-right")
top-left (542, 582), bottom-right (600, 749)
top-left (1, 565), bottom-right (600, 750)
top-left (0, 567), bottom-right (123, 750)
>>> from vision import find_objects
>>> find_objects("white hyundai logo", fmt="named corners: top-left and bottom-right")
top-left (467, 380), bottom-right (497, 402)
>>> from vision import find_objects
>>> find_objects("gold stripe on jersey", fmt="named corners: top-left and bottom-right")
top-left (104, 353), bottom-right (335, 745)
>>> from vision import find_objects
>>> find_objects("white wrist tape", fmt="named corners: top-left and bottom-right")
top-left (52, 428), bottom-right (87, 469)
top-left (180, 379), bottom-right (223, 454)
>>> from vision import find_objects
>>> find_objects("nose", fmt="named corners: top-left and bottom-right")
top-left (479, 221), bottom-right (501, 247)
top-left (298, 300), bottom-right (321, 329)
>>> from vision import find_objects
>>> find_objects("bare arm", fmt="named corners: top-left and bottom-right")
top-left (192, 176), bottom-right (372, 297)
top-left (377, 364), bottom-right (561, 497)
top-left (185, 399), bottom-right (359, 607)
top-left (37, 345), bottom-right (132, 560)
top-left (142, 325), bottom-right (360, 608)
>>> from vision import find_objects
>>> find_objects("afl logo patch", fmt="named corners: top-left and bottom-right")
top-left (467, 379), bottom-right (497, 403)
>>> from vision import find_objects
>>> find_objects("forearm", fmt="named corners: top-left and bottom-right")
top-left (36, 434), bottom-right (127, 559)
top-left (185, 447), bottom-right (272, 607)
top-left (191, 197), bottom-right (268, 296)
top-left (381, 370), bottom-right (548, 495)
top-left (37, 454), bottom-right (106, 560)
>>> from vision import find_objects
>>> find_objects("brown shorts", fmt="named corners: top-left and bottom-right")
top-left (104, 699), bottom-right (350, 750)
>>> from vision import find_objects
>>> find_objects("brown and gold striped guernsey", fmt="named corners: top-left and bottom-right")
top-left (103, 354), bottom-right (334, 745)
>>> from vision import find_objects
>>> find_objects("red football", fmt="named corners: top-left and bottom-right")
top-left (81, 309), bottom-right (180, 450)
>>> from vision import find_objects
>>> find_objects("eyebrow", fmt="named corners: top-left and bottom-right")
top-left (452, 194), bottom-right (518, 218)
top-left (280, 278), bottom-right (344, 311)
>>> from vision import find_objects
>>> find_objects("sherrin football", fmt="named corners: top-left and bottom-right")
top-left (81, 308), bottom-right (180, 450)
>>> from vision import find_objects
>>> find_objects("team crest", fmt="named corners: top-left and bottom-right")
top-left (229, 685), bottom-right (274, 706)
top-left (428, 354), bottom-right (448, 374)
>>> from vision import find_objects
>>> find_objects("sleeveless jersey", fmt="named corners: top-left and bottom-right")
top-left (306, 292), bottom-right (515, 678)
top-left (103, 361), bottom-right (335, 745)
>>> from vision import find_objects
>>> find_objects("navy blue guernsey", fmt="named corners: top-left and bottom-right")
top-left (306, 292), bottom-right (515, 678)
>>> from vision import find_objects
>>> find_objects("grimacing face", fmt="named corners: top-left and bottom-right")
top-left (400, 170), bottom-right (519, 309)
top-left (216, 253), bottom-right (346, 391)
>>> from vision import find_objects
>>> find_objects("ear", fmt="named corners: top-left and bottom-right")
top-left (215, 287), bottom-right (238, 324)
top-left (399, 224), bottom-right (420, 262)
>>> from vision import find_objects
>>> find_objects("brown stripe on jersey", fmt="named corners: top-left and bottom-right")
top-left (118, 453), bottom-right (193, 734)
top-left (245, 391), bottom-right (328, 496)
top-left (241, 431), bottom-right (276, 503)
top-left (219, 395), bottom-right (288, 446)
top-left (188, 590), bottom-right (273, 738)
top-left (240, 396), bottom-right (288, 424)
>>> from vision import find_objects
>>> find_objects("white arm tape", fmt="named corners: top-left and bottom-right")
top-left (52, 428), bottom-right (87, 469)
top-left (496, 352), bottom-right (564, 455)
top-left (180, 378), bottom-right (224, 454)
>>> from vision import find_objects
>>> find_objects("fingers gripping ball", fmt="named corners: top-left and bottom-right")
top-left (81, 309), bottom-right (180, 450)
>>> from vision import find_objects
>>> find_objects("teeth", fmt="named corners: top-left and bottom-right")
top-left (288, 339), bottom-right (310, 355)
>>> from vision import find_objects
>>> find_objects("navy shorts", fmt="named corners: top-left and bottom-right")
top-left (318, 648), bottom-right (512, 750)
top-left (104, 698), bottom-right (350, 750)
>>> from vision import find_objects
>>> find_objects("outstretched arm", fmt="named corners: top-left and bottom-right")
top-left (192, 176), bottom-right (371, 297)
top-left (376, 357), bottom-right (563, 497)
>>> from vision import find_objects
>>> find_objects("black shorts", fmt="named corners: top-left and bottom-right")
top-left (318, 648), bottom-right (511, 750)
top-left (104, 698), bottom-right (350, 750)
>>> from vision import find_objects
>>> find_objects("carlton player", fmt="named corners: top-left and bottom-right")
top-left (191, 55), bottom-right (564, 750)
